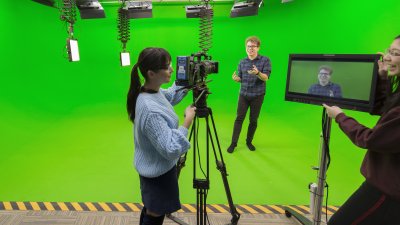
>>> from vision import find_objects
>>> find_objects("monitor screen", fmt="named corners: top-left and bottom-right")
top-left (285, 54), bottom-right (380, 112)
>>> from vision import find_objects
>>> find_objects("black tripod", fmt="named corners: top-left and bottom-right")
top-left (167, 86), bottom-right (240, 225)
top-left (284, 108), bottom-right (332, 225)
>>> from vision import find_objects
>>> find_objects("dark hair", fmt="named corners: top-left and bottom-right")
top-left (382, 35), bottom-right (400, 113)
top-left (126, 47), bottom-right (171, 122)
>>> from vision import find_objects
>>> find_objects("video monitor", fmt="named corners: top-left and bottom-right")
top-left (285, 54), bottom-right (380, 112)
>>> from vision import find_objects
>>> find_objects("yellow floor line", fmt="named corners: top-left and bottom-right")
top-left (211, 204), bottom-right (228, 213)
top-left (269, 205), bottom-right (285, 214)
top-left (112, 203), bottom-right (126, 212)
top-left (16, 202), bottom-right (27, 211)
top-left (30, 202), bottom-right (41, 211)
top-left (58, 202), bottom-right (69, 211)
top-left (240, 204), bottom-right (258, 214)
top-left (125, 203), bottom-right (140, 212)
top-left (85, 202), bottom-right (97, 211)
top-left (3, 202), bottom-right (12, 210)
top-left (298, 205), bottom-right (310, 213)
top-left (254, 205), bottom-right (273, 214)
top-left (285, 205), bottom-right (303, 215)
top-left (98, 202), bottom-right (112, 212)
top-left (43, 202), bottom-right (55, 211)
top-left (182, 204), bottom-right (196, 213)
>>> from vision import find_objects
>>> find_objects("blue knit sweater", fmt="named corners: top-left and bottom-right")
top-left (134, 84), bottom-right (190, 178)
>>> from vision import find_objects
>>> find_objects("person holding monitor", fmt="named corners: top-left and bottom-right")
top-left (323, 35), bottom-right (400, 225)
top-left (126, 47), bottom-right (196, 225)
top-left (227, 36), bottom-right (271, 153)
top-left (308, 65), bottom-right (343, 98)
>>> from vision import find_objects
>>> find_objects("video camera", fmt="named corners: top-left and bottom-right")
top-left (176, 52), bottom-right (218, 87)
top-left (175, 52), bottom-right (218, 115)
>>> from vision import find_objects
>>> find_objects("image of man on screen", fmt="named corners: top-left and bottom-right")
top-left (308, 65), bottom-right (343, 98)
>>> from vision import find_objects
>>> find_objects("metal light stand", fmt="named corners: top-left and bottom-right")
top-left (167, 89), bottom-right (240, 225)
top-left (284, 108), bottom-right (332, 225)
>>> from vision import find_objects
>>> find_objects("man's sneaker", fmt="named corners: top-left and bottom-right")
top-left (246, 142), bottom-right (256, 151)
top-left (227, 144), bottom-right (236, 153)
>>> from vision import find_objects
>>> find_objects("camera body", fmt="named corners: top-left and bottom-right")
top-left (176, 52), bottom-right (218, 87)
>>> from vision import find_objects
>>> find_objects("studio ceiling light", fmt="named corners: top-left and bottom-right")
top-left (185, 5), bottom-right (211, 18)
top-left (76, 0), bottom-right (106, 19)
top-left (230, 0), bottom-right (262, 18)
top-left (124, 1), bottom-right (152, 19)
top-left (32, 0), bottom-right (56, 7)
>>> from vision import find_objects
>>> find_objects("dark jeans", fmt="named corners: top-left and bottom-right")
top-left (230, 94), bottom-right (265, 145)
top-left (328, 181), bottom-right (400, 225)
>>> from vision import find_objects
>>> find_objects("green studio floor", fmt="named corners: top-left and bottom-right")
top-left (0, 99), bottom-right (374, 206)
top-left (1, 0), bottom-right (399, 209)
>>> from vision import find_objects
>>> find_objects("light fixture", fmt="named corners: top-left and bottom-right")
top-left (120, 51), bottom-right (131, 66)
top-left (124, 1), bottom-right (152, 19)
top-left (185, 5), bottom-right (210, 18)
top-left (76, 0), bottom-right (106, 19)
top-left (118, 2), bottom-right (131, 66)
top-left (32, 0), bottom-right (56, 8)
top-left (60, 0), bottom-right (80, 62)
top-left (230, 0), bottom-right (262, 18)
top-left (67, 38), bottom-right (80, 62)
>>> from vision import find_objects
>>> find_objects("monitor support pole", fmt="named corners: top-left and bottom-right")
top-left (284, 108), bottom-right (332, 225)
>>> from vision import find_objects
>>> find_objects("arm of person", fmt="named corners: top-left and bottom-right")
top-left (232, 71), bottom-right (241, 82)
top-left (144, 113), bottom-right (191, 160)
top-left (161, 82), bottom-right (189, 106)
top-left (335, 107), bottom-right (400, 153)
top-left (256, 70), bottom-right (269, 81)
top-left (254, 57), bottom-right (271, 82)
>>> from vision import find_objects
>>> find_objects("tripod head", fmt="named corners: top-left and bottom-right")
top-left (192, 82), bottom-right (211, 118)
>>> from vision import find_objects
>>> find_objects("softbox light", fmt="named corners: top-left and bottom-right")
top-left (32, 0), bottom-right (56, 8)
top-left (76, 0), bottom-right (106, 19)
top-left (120, 52), bottom-right (131, 67)
top-left (124, 1), bottom-right (152, 19)
top-left (230, 0), bottom-right (262, 18)
top-left (185, 5), bottom-right (209, 18)
top-left (67, 38), bottom-right (80, 62)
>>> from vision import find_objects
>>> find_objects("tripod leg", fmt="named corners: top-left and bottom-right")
top-left (206, 109), bottom-right (241, 225)
top-left (215, 161), bottom-right (241, 225)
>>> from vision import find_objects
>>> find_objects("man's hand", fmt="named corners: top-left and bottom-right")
top-left (247, 65), bottom-right (260, 76)
top-left (232, 71), bottom-right (241, 82)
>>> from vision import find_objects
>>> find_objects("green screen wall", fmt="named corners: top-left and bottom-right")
top-left (0, 0), bottom-right (399, 206)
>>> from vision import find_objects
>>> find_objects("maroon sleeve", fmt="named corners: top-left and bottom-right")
top-left (335, 107), bottom-right (400, 153)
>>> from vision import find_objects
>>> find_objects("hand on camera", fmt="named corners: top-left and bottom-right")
top-left (232, 71), bottom-right (241, 82)
top-left (322, 104), bottom-right (343, 119)
top-left (183, 105), bottom-right (196, 129)
top-left (377, 52), bottom-right (389, 78)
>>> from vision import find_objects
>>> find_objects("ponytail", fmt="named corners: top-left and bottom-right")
top-left (126, 47), bottom-right (172, 123)
top-left (127, 64), bottom-right (141, 123)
